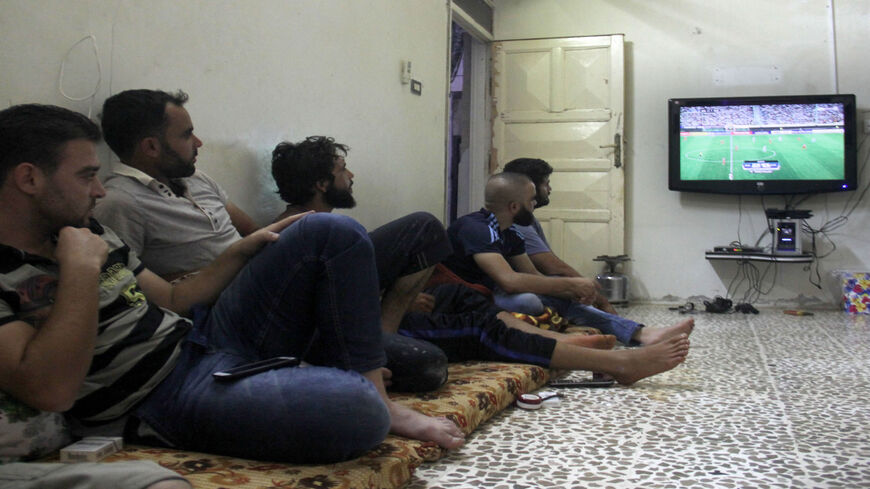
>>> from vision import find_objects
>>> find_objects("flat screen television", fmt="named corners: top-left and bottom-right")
top-left (668, 94), bottom-right (857, 194)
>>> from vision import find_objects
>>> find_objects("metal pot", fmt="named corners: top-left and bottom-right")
top-left (593, 255), bottom-right (630, 305)
top-left (596, 271), bottom-right (629, 304)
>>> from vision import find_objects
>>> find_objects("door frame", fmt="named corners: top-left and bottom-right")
top-left (447, 2), bottom-right (493, 223)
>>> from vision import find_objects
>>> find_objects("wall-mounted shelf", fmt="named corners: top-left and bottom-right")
top-left (705, 251), bottom-right (813, 263)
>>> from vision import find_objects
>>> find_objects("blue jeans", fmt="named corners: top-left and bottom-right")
top-left (539, 296), bottom-right (642, 345)
top-left (368, 211), bottom-right (452, 291)
top-left (494, 291), bottom-right (642, 345)
top-left (493, 289), bottom-right (544, 315)
top-left (369, 212), bottom-right (451, 392)
top-left (134, 213), bottom-right (391, 464)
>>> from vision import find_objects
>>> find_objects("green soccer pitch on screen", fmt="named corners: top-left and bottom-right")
top-left (668, 94), bottom-right (857, 195)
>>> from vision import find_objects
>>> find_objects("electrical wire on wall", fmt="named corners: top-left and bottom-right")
top-left (725, 194), bottom-right (778, 308)
top-left (799, 128), bottom-right (870, 287)
top-left (725, 258), bottom-right (777, 306)
top-left (58, 34), bottom-right (103, 118)
top-left (730, 120), bottom-right (870, 296)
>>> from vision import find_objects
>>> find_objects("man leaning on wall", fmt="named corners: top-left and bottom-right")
top-left (94, 90), bottom-right (452, 393)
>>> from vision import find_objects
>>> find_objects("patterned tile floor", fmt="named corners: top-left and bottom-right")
top-left (406, 305), bottom-right (870, 489)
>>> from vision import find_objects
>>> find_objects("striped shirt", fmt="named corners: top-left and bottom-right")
top-left (0, 220), bottom-right (189, 424)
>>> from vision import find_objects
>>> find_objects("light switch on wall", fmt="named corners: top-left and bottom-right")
top-left (401, 60), bottom-right (411, 85)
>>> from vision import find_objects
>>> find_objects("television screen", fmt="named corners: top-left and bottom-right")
top-left (668, 94), bottom-right (857, 194)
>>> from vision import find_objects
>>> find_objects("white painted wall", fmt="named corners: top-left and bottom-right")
top-left (0, 0), bottom-right (450, 229)
top-left (494, 0), bottom-right (870, 306)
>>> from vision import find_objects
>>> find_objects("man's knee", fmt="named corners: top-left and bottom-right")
top-left (494, 292), bottom-right (544, 315)
top-left (392, 212), bottom-right (448, 244)
top-left (298, 212), bottom-right (368, 239)
top-left (403, 211), bottom-right (444, 230)
top-left (279, 212), bottom-right (371, 256)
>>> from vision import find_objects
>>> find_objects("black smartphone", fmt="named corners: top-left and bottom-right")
top-left (212, 356), bottom-right (300, 382)
top-left (548, 378), bottom-right (615, 388)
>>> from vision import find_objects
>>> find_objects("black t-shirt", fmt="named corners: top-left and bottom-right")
top-left (442, 209), bottom-right (525, 290)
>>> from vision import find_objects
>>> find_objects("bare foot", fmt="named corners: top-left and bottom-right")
top-left (388, 401), bottom-right (465, 449)
top-left (635, 318), bottom-right (694, 345)
top-left (609, 334), bottom-right (690, 385)
top-left (562, 334), bottom-right (617, 350)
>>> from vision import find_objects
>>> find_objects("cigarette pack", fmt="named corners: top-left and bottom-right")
top-left (59, 436), bottom-right (124, 463)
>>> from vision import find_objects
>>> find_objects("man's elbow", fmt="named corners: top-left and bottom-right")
top-left (19, 383), bottom-right (79, 412)
top-left (35, 397), bottom-right (76, 413)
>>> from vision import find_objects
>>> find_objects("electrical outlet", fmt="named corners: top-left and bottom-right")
top-left (864, 115), bottom-right (870, 134)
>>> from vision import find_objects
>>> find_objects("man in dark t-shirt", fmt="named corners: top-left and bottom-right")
top-left (269, 137), bottom-right (691, 385)
top-left (443, 172), bottom-right (695, 347)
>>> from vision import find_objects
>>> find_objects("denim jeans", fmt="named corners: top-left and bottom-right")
top-left (539, 295), bottom-right (642, 345)
top-left (369, 211), bottom-right (452, 392)
top-left (493, 289), bottom-right (544, 315)
top-left (134, 213), bottom-right (391, 464)
top-left (368, 211), bottom-right (453, 291)
top-left (494, 290), bottom-right (642, 345)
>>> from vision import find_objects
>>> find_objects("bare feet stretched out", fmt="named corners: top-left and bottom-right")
top-left (388, 401), bottom-right (465, 449)
top-left (634, 318), bottom-right (694, 345)
top-left (608, 333), bottom-right (690, 385)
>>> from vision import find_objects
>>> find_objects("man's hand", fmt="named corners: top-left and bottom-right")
top-left (231, 211), bottom-right (313, 258)
top-left (408, 293), bottom-right (435, 313)
top-left (565, 277), bottom-right (600, 305)
top-left (593, 293), bottom-right (618, 314)
top-left (54, 226), bottom-right (108, 272)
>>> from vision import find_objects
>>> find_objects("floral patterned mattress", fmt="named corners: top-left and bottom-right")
top-left (100, 361), bottom-right (550, 489)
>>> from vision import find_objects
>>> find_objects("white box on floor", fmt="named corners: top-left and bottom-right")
top-left (59, 436), bottom-right (123, 463)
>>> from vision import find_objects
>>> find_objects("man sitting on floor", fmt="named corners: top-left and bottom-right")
top-left (0, 104), bottom-right (464, 464)
top-left (502, 157), bottom-right (617, 314)
top-left (94, 89), bottom-right (258, 282)
top-left (94, 90), bottom-right (450, 391)
top-left (270, 136), bottom-right (692, 385)
top-left (442, 172), bottom-right (694, 347)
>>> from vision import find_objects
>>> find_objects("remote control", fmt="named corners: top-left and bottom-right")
top-left (548, 378), bottom-right (615, 388)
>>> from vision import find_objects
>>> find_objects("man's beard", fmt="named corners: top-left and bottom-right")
top-left (535, 192), bottom-right (549, 208)
top-left (324, 184), bottom-right (356, 209)
top-left (514, 207), bottom-right (534, 226)
top-left (159, 142), bottom-right (196, 179)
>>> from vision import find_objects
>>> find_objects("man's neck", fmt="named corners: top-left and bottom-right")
top-left (277, 199), bottom-right (333, 223)
top-left (303, 194), bottom-right (335, 214)
top-left (122, 158), bottom-right (178, 191)
top-left (0, 210), bottom-right (56, 258)
top-left (484, 206), bottom-right (514, 231)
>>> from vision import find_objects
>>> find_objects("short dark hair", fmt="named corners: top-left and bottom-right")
top-left (100, 89), bottom-right (189, 161)
top-left (503, 158), bottom-right (553, 187)
top-left (0, 104), bottom-right (101, 186)
top-left (271, 136), bottom-right (349, 205)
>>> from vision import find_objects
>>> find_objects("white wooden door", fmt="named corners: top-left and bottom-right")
top-left (492, 34), bottom-right (625, 277)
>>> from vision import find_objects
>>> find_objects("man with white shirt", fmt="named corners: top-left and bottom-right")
top-left (94, 89), bottom-right (258, 281)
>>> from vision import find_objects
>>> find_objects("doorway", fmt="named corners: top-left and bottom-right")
top-left (446, 21), bottom-right (490, 224)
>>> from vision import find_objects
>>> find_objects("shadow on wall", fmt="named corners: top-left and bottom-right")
top-left (197, 141), bottom-right (285, 226)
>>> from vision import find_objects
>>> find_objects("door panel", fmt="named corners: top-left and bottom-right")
top-left (492, 34), bottom-right (625, 277)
